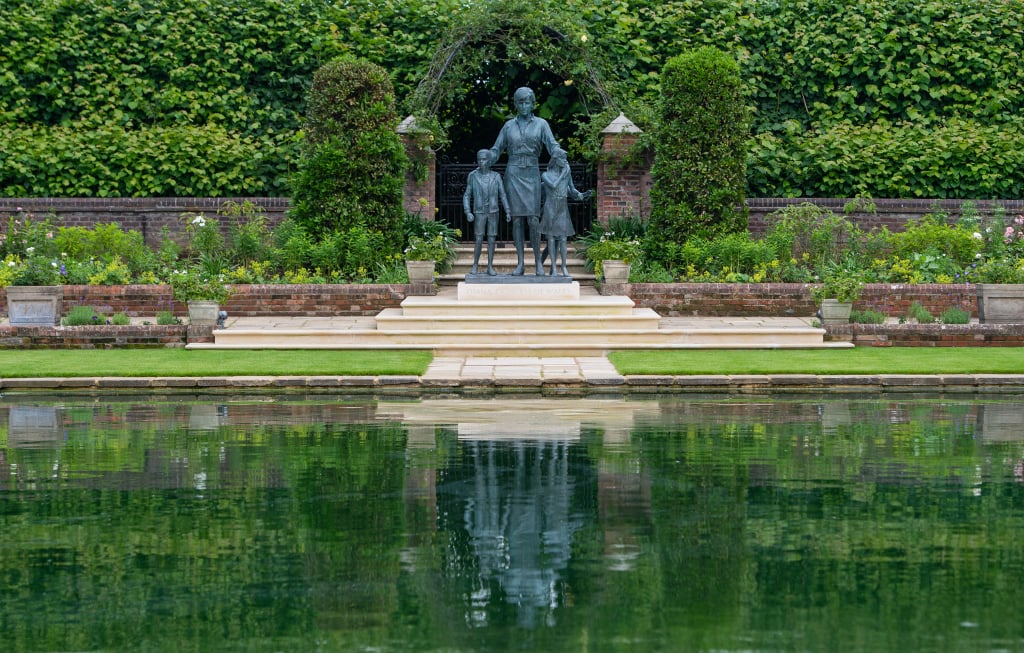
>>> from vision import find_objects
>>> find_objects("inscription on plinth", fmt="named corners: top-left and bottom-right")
top-left (457, 281), bottom-right (581, 301)
top-left (6, 286), bottom-right (63, 326)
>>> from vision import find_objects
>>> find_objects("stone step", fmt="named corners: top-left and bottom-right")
top-left (397, 295), bottom-right (637, 317)
top-left (375, 307), bottom-right (662, 331)
top-left (199, 324), bottom-right (842, 353)
top-left (198, 281), bottom-right (848, 354)
top-left (445, 245), bottom-right (592, 284)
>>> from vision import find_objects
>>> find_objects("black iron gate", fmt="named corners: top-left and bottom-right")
top-left (437, 157), bottom-right (595, 242)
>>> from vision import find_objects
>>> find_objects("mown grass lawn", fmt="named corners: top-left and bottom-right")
top-left (0, 350), bottom-right (432, 377)
top-left (4, 348), bottom-right (1024, 379)
top-left (608, 348), bottom-right (1024, 375)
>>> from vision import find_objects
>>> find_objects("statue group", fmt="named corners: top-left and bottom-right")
top-left (464, 87), bottom-right (592, 277)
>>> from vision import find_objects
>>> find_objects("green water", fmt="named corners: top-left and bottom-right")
top-left (1, 395), bottom-right (1023, 652)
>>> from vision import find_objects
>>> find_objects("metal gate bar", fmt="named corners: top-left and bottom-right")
top-left (437, 160), bottom-right (595, 242)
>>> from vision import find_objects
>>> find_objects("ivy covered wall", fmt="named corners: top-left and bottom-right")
top-left (1, 0), bottom-right (1021, 199)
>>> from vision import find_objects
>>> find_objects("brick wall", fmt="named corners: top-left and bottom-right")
top-left (0, 324), bottom-right (188, 349)
top-left (0, 197), bottom-right (291, 248)
top-left (3, 282), bottom-right (1023, 348)
top-left (0, 282), bottom-right (991, 320)
top-left (222, 284), bottom-right (410, 316)
top-left (826, 323), bottom-right (1024, 347)
top-left (746, 198), bottom-right (1024, 236)
top-left (2, 283), bottom-right (412, 318)
top-left (619, 282), bottom-right (977, 317)
top-left (7, 196), bottom-right (1020, 246)
top-left (399, 130), bottom-right (437, 218)
top-left (597, 132), bottom-right (652, 222)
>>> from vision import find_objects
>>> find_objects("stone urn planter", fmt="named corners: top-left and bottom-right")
top-left (186, 300), bottom-right (220, 326)
top-left (976, 284), bottom-right (1024, 324)
top-left (601, 260), bottom-right (631, 284)
top-left (5, 285), bottom-right (63, 326)
top-left (818, 298), bottom-right (853, 325)
top-left (406, 260), bottom-right (435, 284)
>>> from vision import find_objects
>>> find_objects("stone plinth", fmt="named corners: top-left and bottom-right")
top-left (457, 281), bottom-right (580, 301)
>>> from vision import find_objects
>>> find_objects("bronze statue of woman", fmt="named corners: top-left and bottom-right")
top-left (488, 87), bottom-right (560, 276)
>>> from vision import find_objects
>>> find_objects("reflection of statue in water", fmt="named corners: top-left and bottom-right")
top-left (540, 148), bottom-right (593, 277)
top-left (458, 440), bottom-right (584, 629)
top-left (489, 87), bottom-right (560, 276)
top-left (463, 149), bottom-right (511, 276)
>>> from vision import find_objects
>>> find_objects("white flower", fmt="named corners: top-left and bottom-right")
top-left (25, 246), bottom-right (34, 254)
top-left (580, 34), bottom-right (588, 42)
top-left (7, 261), bottom-right (14, 267)
top-left (973, 232), bottom-right (983, 240)
top-left (192, 215), bottom-right (206, 227)
top-left (51, 261), bottom-right (58, 268)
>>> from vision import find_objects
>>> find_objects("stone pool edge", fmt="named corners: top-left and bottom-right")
top-left (3, 374), bottom-right (1024, 394)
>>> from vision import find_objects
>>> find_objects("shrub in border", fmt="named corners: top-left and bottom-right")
top-left (647, 47), bottom-right (749, 264)
top-left (288, 56), bottom-right (407, 258)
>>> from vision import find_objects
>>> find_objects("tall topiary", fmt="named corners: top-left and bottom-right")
top-left (289, 56), bottom-right (407, 256)
top-left (646, 47), bottom-right (750, 263)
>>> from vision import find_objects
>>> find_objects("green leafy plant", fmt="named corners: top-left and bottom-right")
top-left (168, 267), bottom-right (233, 304)
top-left (907, 302), bottom-right (936, 324)
top-left (629, 261), bottom-right (676, 283)
top-left (373, 260), bottom-right (411, 284)
top-left (940, 307), bottom-right (971, 324)
top-left (966, 257), bottom-right (1024, 284)
top-left (63, 305), bottom-right (104, 326)
top-left (850, 309), bottom-right (887, 324)
top-left (157, 311), bottom-right (182, 326)
top-left (401, 215), bottom-right (461, 275)
top-left (223, 200), bottom-right (273, 267)
top-left (288, 55), bottom-right (406, 258)
top-left (764, 203), bottom-right (866, 270)
top-left (2, 254), bottom-right (65, 286)
top-left (404, 234), bottom-right (458, 273)
top-left (811, 266), bottom-right (865, 304)
top-left (647, 46), bottom-right (749, 261)
top-left (581, 233), bottom-right (643, 277)
top-left (183, 212), bottom-right (227, 272)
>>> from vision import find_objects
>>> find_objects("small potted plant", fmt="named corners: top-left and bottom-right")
top-left (168, 266), bottom-right (233, 325)
top-left (970, 256), bottom-right (1024, 323)
top-left (404, 233), bottom-right (458, 283)
top-left (581, 234), bottom-right (642, 283)
top-left (811, 266), bottom-right (864, 325)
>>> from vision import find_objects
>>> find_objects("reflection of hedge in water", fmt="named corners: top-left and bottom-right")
top-left (0, 403), bottom-right (410, 650)
top-left (2, 398), bottom-right (1024, 649)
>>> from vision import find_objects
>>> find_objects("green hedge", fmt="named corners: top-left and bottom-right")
top-left (648, 48), bottom-right (749, 251)
top-left (750, 119), bottom-right (1024, 199)
top-left (287, 57), bottom-right (407, 269)
top-left (2, 0), bottom-right (1022, 198)
top-left (0, 123), bottom-right (295, 196)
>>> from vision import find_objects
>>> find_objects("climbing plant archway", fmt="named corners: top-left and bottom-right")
top-left (407, 0), bottom-right (621, 158)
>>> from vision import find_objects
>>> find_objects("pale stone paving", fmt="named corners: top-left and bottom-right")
top-left (421, 356), bottom-right (625, 383)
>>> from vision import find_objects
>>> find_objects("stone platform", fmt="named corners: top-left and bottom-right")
top-left (192, 283), bottom-right (848, 354)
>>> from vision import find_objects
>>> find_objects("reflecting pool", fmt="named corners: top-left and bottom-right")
top-left (2, 395), bottom-right (1024, 652)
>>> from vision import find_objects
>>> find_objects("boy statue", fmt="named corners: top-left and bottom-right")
top-left (463, 149), bottom-right (511, 275)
